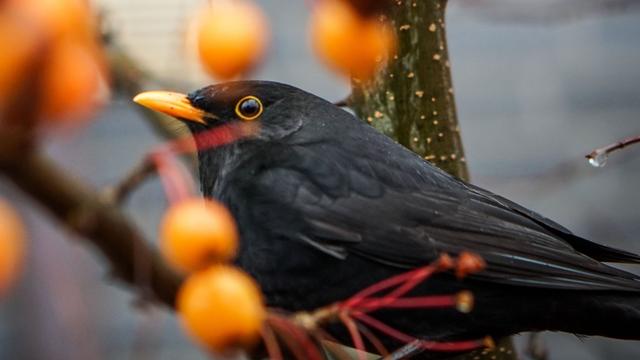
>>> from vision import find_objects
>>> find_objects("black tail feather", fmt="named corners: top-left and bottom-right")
top-left (568, 234), bottom-right (640, 264)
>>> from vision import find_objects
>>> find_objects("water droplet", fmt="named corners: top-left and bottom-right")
top-left (588, 151), bottom-right (608, 167)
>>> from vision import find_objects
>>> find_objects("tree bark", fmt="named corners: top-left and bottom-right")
top-left (349, 0), bottom-right (518, 359)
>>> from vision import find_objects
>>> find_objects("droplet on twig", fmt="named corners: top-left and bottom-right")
top-left (587, 150), bottom-right (608, 168)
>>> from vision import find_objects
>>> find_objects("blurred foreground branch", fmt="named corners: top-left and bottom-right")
top-left (107, 42), bottom-right (186, 140)
top-left (0, 148), bottom-right (183, 308)
top-left (102, 157), bottom-right (156, 205)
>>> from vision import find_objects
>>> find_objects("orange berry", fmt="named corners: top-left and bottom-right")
top-left (38, 40), bottom-right (106, 123)
top-left (7, 0), bottom-right (97, 44)
top-left (0, 199), bottom-right (26, 296)
top-left (455, 251), bottom-right (486, 279)
top-left (310, 0), bottom-right (395, 80)
top-left (437, 253), bottom-right (455, 270)
top-left (194, 0), bottom-right (270, 80)
top-left (161, 198), bottom-right (238, 273)
top-left (178, 265), bottom-right (265, 353)
top-left (0, 12), bottom-right (41, 113)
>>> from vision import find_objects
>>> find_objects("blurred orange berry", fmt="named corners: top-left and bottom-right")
top-left (7, 0), bottom-right (97, 44)
top-left (0, 0), bottom-right (107, 123)
top-left (161, 198), bottom-right (238, 273)
top-left (38, 40), bottom-right (106, 123)
top-left (0, 199), bottom-right (26, 296)
top-left (178, 265), bottom-right (265, 353)
top-left (310, 0), bottom-right (395, 80)
top-left (0, 12), bottom-right (41, 113)
top-left (455, 251), bottom-right (486, 279)
top-left (194, 0), bottom-right (270, 80)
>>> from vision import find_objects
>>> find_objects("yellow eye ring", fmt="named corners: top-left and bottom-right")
top-left (235, 96), bottom-right (263, 121)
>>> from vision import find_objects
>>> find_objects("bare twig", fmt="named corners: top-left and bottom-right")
top-left (585, 134), bottom-right (640, 166)
top-left (0, 150), bottom-right (183, 308)
top-left (103, 158), bottom-right (156, 205)
top-left (107, 43), bottom-right (188, 141)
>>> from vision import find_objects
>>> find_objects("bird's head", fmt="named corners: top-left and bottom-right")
top-left (133, 81), bottom-right (321, 147)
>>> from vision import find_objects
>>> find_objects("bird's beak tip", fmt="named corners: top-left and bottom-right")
top-left (131, 92), bottom-right (148, 105)
top-left (133, 90), bottom-right (207, 125)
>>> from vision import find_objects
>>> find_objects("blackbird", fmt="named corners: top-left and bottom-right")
top-left (135, 81), bottom-right (640, 355)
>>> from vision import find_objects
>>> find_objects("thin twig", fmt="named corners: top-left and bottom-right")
top-left (261, 323), bottom-right (284, 360)
top-left (356, 323), bottom-right (388, 358)
top-left (103, 158), bottom-right (156, 205)
top-left (107, 44), bottom-right (187, 141)
top-left (0, 150), bottom-right (183, 308)
top-left (340, 312), bottom-right (366, 360)
top-left (585, 134), bottom-right (640, 163)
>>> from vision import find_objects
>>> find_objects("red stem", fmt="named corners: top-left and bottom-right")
top-left (344, 264), bottom-right (438, 310)
top-left (357, 295), bottom-right (456, 310)
top-left (356, 322), bottom-right (389, 357)
top-left (353, 312), bottom-right (485, 352)
top-left (339, 312), bottom-right (367, 360)
top-left (261, 324), bottom-right (283, 360)
top-left (268, 315), bottom-right (325, 360)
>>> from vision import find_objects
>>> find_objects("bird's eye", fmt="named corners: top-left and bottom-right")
top-left (235, 96), bottom-right (263, 121)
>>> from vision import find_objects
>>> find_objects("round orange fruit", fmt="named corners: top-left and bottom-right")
top-left (194, 0), bottom-right (270, 80)
top-left (177, 265), bottom-right (265, 353)
top-left (38, 40), bottom-right (106, 123)
top-left (310, 0), bottom-right (395, 80)
top-left (7, 0), bottom-right (97, 44)
top-left (160, 198), bottom-right (238, 273)
top-left (0, 199), bottom-right (26, 296)
top-left (0, 12), bottom-right (41, 113)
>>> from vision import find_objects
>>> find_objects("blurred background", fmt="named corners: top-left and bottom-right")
top-left (1, 0), bottom-right (640, 359)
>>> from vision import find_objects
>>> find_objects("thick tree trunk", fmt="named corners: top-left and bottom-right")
top-left (349, 0), bottom-right (518, 359)
top-left (350, 0), bottom-right (468, 180)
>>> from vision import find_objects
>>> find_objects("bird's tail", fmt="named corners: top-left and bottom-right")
top-left (555, 292), bottom-right (640, 340)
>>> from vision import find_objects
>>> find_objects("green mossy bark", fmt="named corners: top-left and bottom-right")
top-left (349, 1), bottom-right (518, 359)
top-left (350, 0), bottom-right (468, 180)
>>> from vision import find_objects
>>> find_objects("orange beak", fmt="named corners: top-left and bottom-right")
top-left (133, 91), bottom-right (208, 125)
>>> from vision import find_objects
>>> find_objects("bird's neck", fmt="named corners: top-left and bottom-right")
top-left (196, 142), bottom-right (263, 201)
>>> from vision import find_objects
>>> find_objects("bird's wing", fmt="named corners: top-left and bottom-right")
top-left (249, 137), bottom-right (640, 292)
top-left (465, 183), bottom-right (640, 264)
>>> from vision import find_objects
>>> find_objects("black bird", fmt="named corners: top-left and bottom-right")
top-left (135, 81), bottom-right (640, 355)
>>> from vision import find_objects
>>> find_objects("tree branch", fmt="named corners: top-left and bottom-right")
top-left (585, 134), bottom-right (640, 167)
top-left (102, 157), bottom-right (156, 205)
top-left (350, 0), bottom-right (468, 180)
top-left (0, 150), bottom-right (183, 308)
